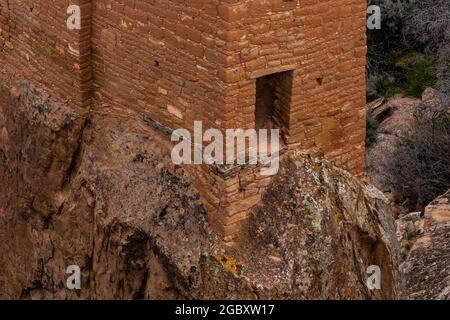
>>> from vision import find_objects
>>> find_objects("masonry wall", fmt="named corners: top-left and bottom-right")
top-left (0, 0), bottom-right (367, 242)
top-left (90, 0), bottom-right (227, 132)
top-left (188, 161), bottom-right (274, 243)
top-left (217, 0), bottom-right (367, 174)
top-left (0, 0), bottom-right (92, 109)
top-left (88, 0), bottom-right (366, 174)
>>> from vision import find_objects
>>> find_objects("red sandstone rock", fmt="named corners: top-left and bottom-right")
top-left (0, 80), bottom-right (398, 299)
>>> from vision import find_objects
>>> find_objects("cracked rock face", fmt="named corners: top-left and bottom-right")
top-left (234, 153), bottom-right (400, 299)
top-left (0, 79), bottom-right (400, 299)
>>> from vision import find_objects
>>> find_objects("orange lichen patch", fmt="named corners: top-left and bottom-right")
top-left (335, 207), bottom-right (345, 224)
top-left (214, 255), bottom-right (241, 276)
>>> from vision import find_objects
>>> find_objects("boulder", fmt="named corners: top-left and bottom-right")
top-left (0, 79), bottom-right (401, 299)
top-left (400, 189), bottom-right (450, 299)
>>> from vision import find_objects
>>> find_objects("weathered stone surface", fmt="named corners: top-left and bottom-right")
top-left (0, 79), bottom-right (88, 298)
top-left (234, 153), bottom-right (400, 299)
top-left (400, 189), bottom-right (450, 300)
top-left (366, 95), bottom-right (424, 207)
top-left (366, 90), bottom-right (450, 219)
top-left (0, 80), bottom-right (399, 299)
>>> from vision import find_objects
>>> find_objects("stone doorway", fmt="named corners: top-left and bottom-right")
top-left (255, 70), bottom-right (292, 143)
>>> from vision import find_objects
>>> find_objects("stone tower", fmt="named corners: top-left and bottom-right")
top-left (0, 0), bottom-right (367, 243)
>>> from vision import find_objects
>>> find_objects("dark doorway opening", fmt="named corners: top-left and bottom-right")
top-left (255, 71), bottom-right (292, 142)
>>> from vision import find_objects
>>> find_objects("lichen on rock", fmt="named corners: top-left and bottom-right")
top-left (0, 79), bottom-right (400, 299)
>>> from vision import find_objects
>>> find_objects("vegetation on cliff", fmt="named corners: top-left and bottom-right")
top-left (366, 0), bottom-right (450, 212)
top-left (367, 0), bottom-right (450, 102)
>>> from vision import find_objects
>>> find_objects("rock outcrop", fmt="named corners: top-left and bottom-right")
top-left (365, 88), bottom-right (450, 216)
top-left (400, 189), bottom-right (450, 300)
top-left (365, 95), bottom-right (421, 199)
top-left (0, 79), bottom-right (400, 299)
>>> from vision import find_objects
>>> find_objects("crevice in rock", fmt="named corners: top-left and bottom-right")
top-left (62, 116), bottom-right (91, 188)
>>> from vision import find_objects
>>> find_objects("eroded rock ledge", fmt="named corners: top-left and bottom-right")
top-left (0, 79), bottom-right (400, 299)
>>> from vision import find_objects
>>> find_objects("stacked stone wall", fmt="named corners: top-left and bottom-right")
top-left (0, 0), bottom-right (92, 109)
top-left (0, 0), bottom-right (367, 241)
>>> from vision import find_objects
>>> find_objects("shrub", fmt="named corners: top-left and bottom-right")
top-left (367, 0), bottom-right (450, 100)
top-left (395, 52), bottom-right (435, 98)
top-left (382, 103), bottom-right (450, 211)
